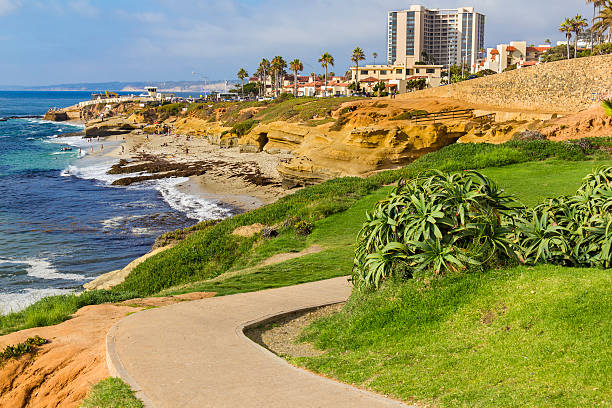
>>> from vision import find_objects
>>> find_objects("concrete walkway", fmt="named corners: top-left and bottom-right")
top-left (106, 277), bottom-right (413, 407)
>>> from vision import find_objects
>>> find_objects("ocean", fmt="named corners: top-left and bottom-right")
top-left (0, 91), bottom-right (231, 314)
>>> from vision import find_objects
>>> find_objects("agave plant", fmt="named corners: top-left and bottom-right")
top-left (353, 171), bottom-right (521, 289)
top-left (355, 167), bottom-right (612, 290)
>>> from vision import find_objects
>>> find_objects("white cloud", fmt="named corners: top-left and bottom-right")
top-left (0, 0), bottom-right (21, 15)
top-left (68, 0), bottom-right (99, 17)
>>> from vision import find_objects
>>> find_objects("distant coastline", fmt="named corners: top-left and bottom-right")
top-left (0, 80), bottom-right (238, 93)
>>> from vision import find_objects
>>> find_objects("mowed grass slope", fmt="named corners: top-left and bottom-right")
top-left (0, 140), bottom-right (610, 335)
top-left (296, 266), bottom-right (612, 407)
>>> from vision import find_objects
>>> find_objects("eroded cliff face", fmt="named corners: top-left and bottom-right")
top-left (57, 95), bottom-right (610, 190)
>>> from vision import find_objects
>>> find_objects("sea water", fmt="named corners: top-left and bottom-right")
top-left (0, 91), bottom-right (231, 313)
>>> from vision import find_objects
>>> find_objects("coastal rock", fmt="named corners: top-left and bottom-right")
top-left (85, 118), bottom-right (136, 137)
top-left (276, 122), bottom-right (472, 187)
top-left (43, 111), bottom-right (69, 121)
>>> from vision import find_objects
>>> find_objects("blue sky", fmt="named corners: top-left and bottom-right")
top-left (0, 0), bottom-right (596, 86)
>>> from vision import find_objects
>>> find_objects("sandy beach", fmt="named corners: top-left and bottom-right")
top-left (98, 129), bottom-right (293, 212)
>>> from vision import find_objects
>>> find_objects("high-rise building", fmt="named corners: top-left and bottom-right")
top-left (388, 5), bottom-right (485, 71)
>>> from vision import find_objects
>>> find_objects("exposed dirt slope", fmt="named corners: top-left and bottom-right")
top-left (0, 293), bottom-right (214, 408)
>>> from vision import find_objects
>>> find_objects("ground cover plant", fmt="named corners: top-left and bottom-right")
top-left (0, 335), bottom-right (48, 364)
top-left (80, 377), bottom-right (143, 408)
top-left (0, 139), bottom-right (609, 335)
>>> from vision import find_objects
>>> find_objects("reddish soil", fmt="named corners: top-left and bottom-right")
top-left (0, 292), bottom-right (215, 408)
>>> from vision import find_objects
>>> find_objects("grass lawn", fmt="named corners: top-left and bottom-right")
top-left (295, 265), bottom-right (612, 407)
top-left (480, 159), bottom-right (612, 206)
top-left (80, 377), bottom-right (142, 408)
top-left (1, 140), bottom-right (609, 336)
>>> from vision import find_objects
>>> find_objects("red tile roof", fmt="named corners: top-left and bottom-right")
top-left (490, 49), bottom-right (499, 55)
top-left (506, 46), bottom-right (517, 52)
top-left (527, 47), bottom-right (550, 52)
top-left (360, 77), bottom-right (379, 83)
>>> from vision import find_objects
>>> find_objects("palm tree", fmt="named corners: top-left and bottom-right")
top-left (318, 52), bottom-right (334, 97)
top-left (289, 58), bottom-right (303, 97)
top-left (271, 56), bottom-right (286, 97)
top-left (571, 14), bottom-right (589, 58)
top-left (351, 47), bottom-right (366, 90)
top-left (593, 2), bottom-right (612, 43)
top-left (586, 0), bottom-right (607, 49)
top-left (237, 68), bottom-right (248, 98)
top-left (559, 18), bottom-right (573, 59)
top-left (545, 38), bottom-right (551, 46)
top-left (258, 58), bottom-right (270, 96)
top-left (372, 52), bottom-right (378, 64)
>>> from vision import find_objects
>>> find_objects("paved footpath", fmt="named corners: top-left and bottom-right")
top-left (106, 277), bottom-right (413, 407)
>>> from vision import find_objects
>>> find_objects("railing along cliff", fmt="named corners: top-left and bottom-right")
top-left (77, 96), bottom-right (152, 108)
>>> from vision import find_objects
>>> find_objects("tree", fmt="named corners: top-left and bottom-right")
top-left (373, 81), bottom-right (387, 96)
top-left (586, 0), bottom-right (607, 50)
top-left (258, 58), bottom-right (270, 96)
top-left (545, 38), bottom-right (552, 46)
top-left (541, 44), bottom-right (577, 62)
top-left (593, 1), bottom-right (612, 43)
top-left (351, 47), bottom-right (366, 90)
top-left (372, 52), bottom-right (378, 64)
top-left (271, 56), bottom-right (286, 97)
top-left (237, 68), bottom-right (248, 98)
top-left (571, 14), bottom-right (589, 58)
top-left (318, 52), bottom-right (334, 97)
top-left (289, 58), bottom-right (303, 97)
top-left (559, 18), bottom-right (574, 59)
top-left (345, 70), bottom-right (352, 81)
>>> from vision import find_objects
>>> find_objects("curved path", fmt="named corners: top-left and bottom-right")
top-left (106, 277), bottom-right (413, 407)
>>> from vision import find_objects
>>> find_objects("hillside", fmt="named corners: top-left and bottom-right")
top-left (409, 54), bottom-right (612, 113)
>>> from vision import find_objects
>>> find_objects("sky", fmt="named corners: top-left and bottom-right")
top-left (0, 0), bottom-right (597, 86)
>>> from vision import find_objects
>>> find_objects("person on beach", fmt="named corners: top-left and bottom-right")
top-left (185, 147), bottom-right (189, 156)
top-left (79, 148), bottom-right (82, 155)
top-left (91, 146), bottom-right (94, 153)
top-left (121, 145), bottom-right (125, 154)
top-left (101, 144), bottom-right (103, 151)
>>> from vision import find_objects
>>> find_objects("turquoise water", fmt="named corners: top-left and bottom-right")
top-left (0, 92), bottom-right (231, 313)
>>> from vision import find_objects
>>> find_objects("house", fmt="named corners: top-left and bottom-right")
top-left (480, 41), bottom-right (551, 73)
top-left (349, 61), bottom-right (443, 94)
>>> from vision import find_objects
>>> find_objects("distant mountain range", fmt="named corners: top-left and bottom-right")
top-left (0, 80), bottom-right (239, 92)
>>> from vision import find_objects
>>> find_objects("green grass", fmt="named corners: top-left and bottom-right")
top-left (295, 265), bottom-right (612, 407)
top-left (0, 290), bottom-right (136, 335)
top-left (80, 377), bottom-right (143, 408)
top-left (0, 140), bottom-right (609, 335)
top-left (480, 159), bottom-right (612, 207)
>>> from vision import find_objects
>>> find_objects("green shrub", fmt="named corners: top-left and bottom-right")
top-left (0, 336), bottom-right (48, 363)
top-left (603, 99), bottom-right (612, 117)
top-left (295, 220), bottom-right (314, 235)
top-left (353, 171), bottom-right (520, 288)
top-left (513, 166), bottom-right (612, 268)
top-left (356, 166), bottom-right (612, 289)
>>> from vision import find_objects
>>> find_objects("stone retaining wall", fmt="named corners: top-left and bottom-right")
top-left (406, 54), bottom-right (612, 113)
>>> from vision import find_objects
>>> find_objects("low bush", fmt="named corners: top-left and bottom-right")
top-left (354, 166), bottom-right (612, 288)
top-left (353, 171), bottom-right (519, 288)
top-left (512, 129), bottom-right (546, 141)
top-left (603, 99), bottom-right (612, 117)
top-left (513, 166), bottom-right (612, 268)
top-left (0, 336), bottom-right (48, 363)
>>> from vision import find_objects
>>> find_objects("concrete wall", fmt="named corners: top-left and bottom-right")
top-left (404, 54), bottom-right (612, 113)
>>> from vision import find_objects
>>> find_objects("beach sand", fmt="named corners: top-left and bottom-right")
top-left (102, 131), bottom-right (293, 212)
